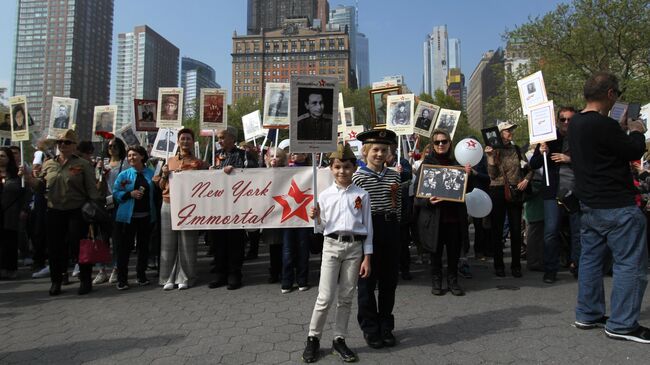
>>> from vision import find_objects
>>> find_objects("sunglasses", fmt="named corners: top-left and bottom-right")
top-left (433, 140), bottom-right (449, 146)
top-left (559, 117), bottom-right (571, 122)
top-left (56, 140), bottom-right (75, 145)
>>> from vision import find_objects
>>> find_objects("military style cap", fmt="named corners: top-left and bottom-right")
top-left (329, 142), bottom-right (356, 160)
top-left (356, 129), bottom-right (397, 145)
top-left (163, 95), bottom-right (178, 104)
top-left (56, 129), bottom-right (78, 144)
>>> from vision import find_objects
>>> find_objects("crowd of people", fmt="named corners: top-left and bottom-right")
top-left (0, 71), bottom-right (648, 363)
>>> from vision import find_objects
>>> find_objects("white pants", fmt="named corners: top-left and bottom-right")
top-left (308, 236), bottom-right (363, 339)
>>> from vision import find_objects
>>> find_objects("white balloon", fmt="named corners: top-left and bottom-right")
top-left (466, 188), bottom-right (492, 218)
top-left (454, 138), bottom-right (483, 167)
top-left (278, 139), bottom-right (290, 150)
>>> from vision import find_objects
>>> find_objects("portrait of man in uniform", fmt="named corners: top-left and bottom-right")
top-left (203, 94), bottom-right (224, 124)
top-left (415, 108), bottom-right (433, 131)
top-left (160, 94), bottom-right (179, 121)
top-left (296, 89), bottom-right (333, 141)
top-left (95, 111), bottom-right (114, 133)
top-left (390, 101), bottom-right (411, 126)
top-left (268, 91), bottom-right (287, 117)
top-left (53, 104), bottom-right (70, 129)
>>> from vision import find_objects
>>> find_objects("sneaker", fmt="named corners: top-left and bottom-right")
top-left (116, 282), bottom-right (130, 291)
top-left (302, 336), bottom-right (320, 363)
top-left (32, 266), bottom-right (50, 279)
top-left (108, 268), bottom-right (118, 284)
top-left (281, 287), bottom-right (293, 294)
top-left (71, 263), bottom-right (80, 277)
top-left (298, 285), bottom-right (310, 292)
top-left (178, 283), bottom-right (189, 290)
top-left (574, 316), bottom-right (608, 330)
top-left (332, 337), bottom-right (357, 362)
top-left (93, 270), bottom-right (109, 285)
top-left (543, 272), bottom-right (557, 284)
top-left (163, 283), bottom-right (175, 291)
top-left (605, 325), bottom-right (650, 344)
top-left (458, 261), bottom-right (473, 279)
top-left (137, 278), bottom-right (150, 286)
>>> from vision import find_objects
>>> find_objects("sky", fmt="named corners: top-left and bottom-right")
top-left (0, 0), bottom-right (567, 103)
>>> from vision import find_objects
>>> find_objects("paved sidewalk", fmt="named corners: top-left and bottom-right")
top-left (1, 248), bottom-right (649, 364)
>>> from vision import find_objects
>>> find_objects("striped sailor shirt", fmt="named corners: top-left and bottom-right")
top-left (352, 166), bottom-right (402, 222)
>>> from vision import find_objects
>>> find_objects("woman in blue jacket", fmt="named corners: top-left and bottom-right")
top-left (113, 146), bottom-right (156, 290)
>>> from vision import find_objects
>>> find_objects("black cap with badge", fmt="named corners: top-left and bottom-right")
top-left (356, 129), bottom-right (397, 145)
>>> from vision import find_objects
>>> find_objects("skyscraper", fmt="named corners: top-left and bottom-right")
top-left (449, 38), bottom-right (461, 70)
top-left (423, 25), bottom-right (449, 95)
top-left (181, 57), bottom-right (220, 117)
top-left (247, 0), bottom-right (321, 35)
top-left (328, 5), bottom-right (356, 74)
top-left (467, 49), bottom-right (505, 131)
top-left (115, 25), bottom-right (179, 129)
top-left (356, 32), bottom-right (370, 88)
top-left (12, 0), bottom-right (114, 140)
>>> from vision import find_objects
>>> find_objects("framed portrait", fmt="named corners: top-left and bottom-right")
top-left (413, 101), bottom-right (440, 138)
top-left (369, 85), bottom-right (401, 128)
top-left (118, 124), bottom-right (141, 147)
top-left (134, 99), bottom-right (158, 132)
top-left (49, 96), bottom-right (78, 137)
top-left (0, 112), bottom-right (10, 139)
top-left (337, 92), bottom-right (346, 133)
top-left (609, 101), bottom-right (628, 123)
top-left (289, 75), bottom-right (339, 153)
top-left (527, 100), bottom-right (557, 144)
top-left (517, 71), bottom-right (548, 116)
top-left (9, 95), bottom-right (29, 142)
top-left (263, 82), bottom-right (290, 128)
top-left (151, 127), bottom-right (180, 159)
top-left (372, 80), bottom-right (398, 89)
top-left (386, 94), bottom-right (415, 135)
top-left (156, 87), bottom-right (183, 129)
top-left (416, 164), bottom-right (468, 202)
top-left (434, 108), bottom-right (462, 140)
top-left (344, 107), bottom-right (355, 127)
top-left (92, 105), bottom-right (117, 141)
top-left (481, 126), bottom-right (505, 148)
top-left (200, 88), bottom-right (227, 130)
top-left (242, 110), bottom-right (267, 142)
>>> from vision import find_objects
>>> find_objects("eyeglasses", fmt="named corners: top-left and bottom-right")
top-left (433, 140), bottom-right (449, 146)
top-left (56, 140), bottom-right (75, 145)
top-left (559, 117), bottom-right (571, 122)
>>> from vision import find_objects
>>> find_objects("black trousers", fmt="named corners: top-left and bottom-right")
top-left (472, 217), bottom-right (491, 256)
top-left (29, 193), bottom-right (48, 268)
top-left (357, 214), bottom-right (400, 334)
top-left (209, 229), bottom-right (246, 284)
top-left (46, 208), bottom-right (91, 285)
top-left (0, 229), bottom-right (18, 271)
top-left (399, 222), bottom-right (411, 274)
top-left (431, 223), bottom-right (461, 277)
top-left (116, 217), bottom-right (151, 284)
top-left (489, 186), bottom-right (523, 270)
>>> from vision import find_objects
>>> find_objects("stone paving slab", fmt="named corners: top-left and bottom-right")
top-left (1, 248), bottom-right (649, 364)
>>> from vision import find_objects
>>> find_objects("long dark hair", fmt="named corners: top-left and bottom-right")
top-left (0, 147), bottom-right (19, 178)
top-left (109, 137), bottom-right (127, 160)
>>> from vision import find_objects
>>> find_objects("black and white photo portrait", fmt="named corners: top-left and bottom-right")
top-left (263, 82), bottom-right (290, 127)
top-left (481, 126), bottom-right (504, 148)
top-left (134, 99), bottom-right (158, 132)
top-left (416, 165), bottom-right (468, 202)
top-left (434, 108), bottom-right (462, 140)
top-left (289, 76), bottom-right (339, 153)
top-left (296, 88), bottom-right (333, 141)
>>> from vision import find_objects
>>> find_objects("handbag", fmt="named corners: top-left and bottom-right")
top-left (79, 225), bottom-right (111, 264)
top-left (81, 200), bottom-right (111, 223)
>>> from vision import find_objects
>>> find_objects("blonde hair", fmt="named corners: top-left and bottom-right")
top-left (264, 147), bottom-right (287, 167)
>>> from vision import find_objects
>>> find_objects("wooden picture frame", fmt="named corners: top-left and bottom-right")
top-left (415, 164), bottom-right (468, 202)
top-left (369, 85), bottom-right (401, 128)
top-left (481, 126), bottom-right (504, 148)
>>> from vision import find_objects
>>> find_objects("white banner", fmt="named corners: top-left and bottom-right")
top-left (169, 167), bottom-right (334, 230)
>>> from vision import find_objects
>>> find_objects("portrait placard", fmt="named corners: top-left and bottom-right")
top-left (416, 164), bottom-right (468, 202)
top-left (344, 107), bottom-right (355, 127)
top-left (527, 100), bottom-right (557, 144)
top-left (242, 110), bottom-right (267, 141)
top-left (372, 80), bottom-right (398, 89)
top-left (134, 99), bottom-right (158, 132)
top-left (263, 83), bottom-right (290, 128)
top-left (156, 88), bottom-right (183, 129)
top-left (517, 71), bottom-right (548, 116)
top-left (9, 96), bottom-right (29, 141)
top-left (49, 97), bottom-right (78, 137)
top-left (434, 108), bottom-right (462, 140)
top-left (151, 128), bottom-right (180, 159)
top-left (118, 124), bottom-right (141, 147)
top-left (481, 126), bottom-right (505, 148)
top-left (0, 111), bottom-right (10, 139)
top-left (337, 93), bottom-right (346, 134)
top-left (369, 86), bottom-right (401, 128)
top-left (386, 94), bottom-right (415, 135)
top-left (92, 105), bottom-right (117, 141)
top-left (289, 75), bottom-right (339, 154)
top-left (413, 101), bottom-right (440, 137)
top-left (200, 88), bottom-right (227, 130)
top-left (609, 101), bottom-right (628, 123)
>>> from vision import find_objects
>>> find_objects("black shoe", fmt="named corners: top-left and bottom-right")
top-left (78, 281), bottom-right (92, 295)
top-left (332, 337), bottom-right (358, 362)
top-left (49, 282), bottom-right (61, 296)
top-left (605, 325), bottom-right (650, 343)
top-left (302, 336), bottom-right (320, 363)
top-left (574, 316), bottom-right (608, 330)
top-left (495, 269), bottom-right (506, 277)
top-left (401, 272), bottom-right (413, 281)
top-left (448, 276), bottom-right (465, 296)
top-left (381, 329), bottom-right (396, 347)
top-left (116, 282), bottom-right (130, 291)
top-left (61, 272), bottom-right (70, 285)
top-left (543, 272), bottom-right (557, 284)
top-left (512, 268), bottom-right (522, 278)
top-left (227, 282), bottom-right (242, 290)
top-left (569, 263), bottom-right (578, 279)
top-left (363, 332), bottom-right (383, 349)
top-left (431, 275), bottom-right (444, 296)
top-left (208, 279), bottom-right (227, 289)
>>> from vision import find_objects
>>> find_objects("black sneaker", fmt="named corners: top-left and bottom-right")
top-left (381, 329), bottom-right (396, 347)
top-left (116, 282), bottom-right (130, 291)
top-left (543, 272), bottom-right (556, 284)
top-left (511, 268), bottom-right (522, 278)
top-left (574, 316), bottom-right (608, 330)
top-left (363, 332), bottom-right (383, 349)
top-left (302, 336), bottom-right (320, 363)
top-left (332, 337), bottom-right (358, 362)
top-left (605, 325), bottom-right (650, 344)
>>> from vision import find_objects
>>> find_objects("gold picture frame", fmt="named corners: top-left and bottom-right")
top-left (369, 85), bottom-right (401, 128)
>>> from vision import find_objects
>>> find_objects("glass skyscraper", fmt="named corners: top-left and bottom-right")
top-left (181, 57), bottom-right (220, 117)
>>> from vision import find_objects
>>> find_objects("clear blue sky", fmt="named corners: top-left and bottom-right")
top-left (0, 0), bottom-right (567, 102)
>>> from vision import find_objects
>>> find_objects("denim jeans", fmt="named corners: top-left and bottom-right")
top-left (543, 200), bottom-right (582, 273)
top-left (281, 228), bottom-right (311, 289)
top-left (576, 204), bottom-right (648, 333)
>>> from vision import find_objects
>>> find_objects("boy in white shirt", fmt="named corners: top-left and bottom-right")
top-left (302, 143), bottom-right (373, 363)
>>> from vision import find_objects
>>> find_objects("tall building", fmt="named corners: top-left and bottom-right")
top-left (12, 0), bottom-right (114, 140)
top-left (449, 38), bottom-right (461, 70)
top-left (247, 0), bottom-right (321, 35)
top-left (115, 25), bottom-right (179, 129)
top-left (181, 57), bottom-right (220, 117)
top-left (446, 68), bottom-right (465, 110)
top-left (467, 49), bottom-right (505, 131)
top-left (356, 32), bottom-right (369, 87)
top-left (423, 25), bottom-right (448, 95)
top-left (328, 5), bottom-right (356, 80)
top-left (316, 0), bottom-right (329, 29)
top-left (231, 19), bottom-right (350, 103)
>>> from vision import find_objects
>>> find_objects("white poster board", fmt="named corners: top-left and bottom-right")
top-left (9, 95), bottom-right (29, 142)
top-left (413, 101), bottom-right (440, 138)
top-left (527, 100), bottom-right (557, 144)
top-left (386, 94), bottom-right (415, 135)
top-left (517, 71), bottom-right (548, 116)
top-left (151, 128), bottom-right (180, 159)
top-left (49, 97), bottom-right (78, 137)
top-left (242, 110), bottom-right (267, 141)
top-left (156, 88), bottom-right (184, 129)
top-left (434, 108), bottom-right (462, 140)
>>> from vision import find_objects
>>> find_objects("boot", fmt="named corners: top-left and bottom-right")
top-left (431, 275), bottom-right (444, 296)
top-left (447, 275), bottom-right (465, 296)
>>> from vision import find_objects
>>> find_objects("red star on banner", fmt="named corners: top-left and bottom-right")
top-left (466, 139), bottom-right (477, 148)
top-left (272, 179), bottom-right (314, 223)
top-left (348, 130), bottom-right (358, 140)
top-left (318, 79), bottom-right (326, 86)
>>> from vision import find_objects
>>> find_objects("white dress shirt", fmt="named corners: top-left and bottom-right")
top-left (317, 182), bottom-right (373, 254)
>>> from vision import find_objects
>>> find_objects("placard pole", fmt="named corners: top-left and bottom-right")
top-left (312, 152), bottom-right (318, 231)
top-left (211, 129), bottom-right (216, 166)
top-left (165, 128), bottom-right (171, 161)
top-left (20, 141), bottom-right (24, 188)
top-left (543, 151), bottom-right (550, 187)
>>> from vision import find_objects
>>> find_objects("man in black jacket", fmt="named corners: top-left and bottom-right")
top-left (569, 72), bottom-right (649, 343)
